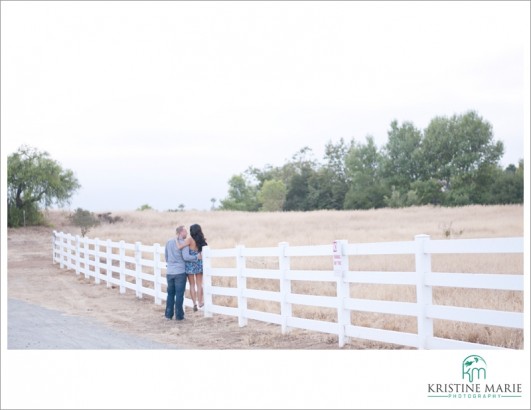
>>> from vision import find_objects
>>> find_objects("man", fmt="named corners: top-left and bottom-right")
top-left (164, 225), bottom-right (200, 320)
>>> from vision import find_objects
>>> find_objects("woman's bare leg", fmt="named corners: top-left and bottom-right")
top-left (197, 273), bottom-right (204, 307)
top-left (188, 274), bottom-right (197, 310)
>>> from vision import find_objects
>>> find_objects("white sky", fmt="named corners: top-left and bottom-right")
top-left (1, 1), bottom-right (529, 211)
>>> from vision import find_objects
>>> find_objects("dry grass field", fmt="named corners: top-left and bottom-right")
top-left (43, 204), bottom-right (524, 349)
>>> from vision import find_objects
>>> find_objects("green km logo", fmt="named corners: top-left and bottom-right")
top-left (462, 355), bottom-right (487, 382)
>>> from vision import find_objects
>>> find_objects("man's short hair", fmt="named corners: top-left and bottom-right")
top-left (176, 225), bottom-right (185, 234)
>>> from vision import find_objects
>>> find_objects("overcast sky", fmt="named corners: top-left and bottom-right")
top-left (2, 1), bottom-right (529, 212)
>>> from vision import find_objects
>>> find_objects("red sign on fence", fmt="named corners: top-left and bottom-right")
top-left (333, 240), bottom-right (344, 276)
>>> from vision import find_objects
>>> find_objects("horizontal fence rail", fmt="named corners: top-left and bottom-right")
top-left (52, 231), bottom-right (524, 349)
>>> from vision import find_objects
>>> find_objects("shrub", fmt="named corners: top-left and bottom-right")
top-left (136, 204), bottom-right (153, 211)
top-left (69, 208), bottom-right (100, 237)
top-left (97, 212), bottom-right (123, 224)
top-left (7, 202), bottom-right (45, 227)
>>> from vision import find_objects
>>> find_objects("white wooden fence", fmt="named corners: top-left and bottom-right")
top-left (52, 231), bottom-right (524, 350)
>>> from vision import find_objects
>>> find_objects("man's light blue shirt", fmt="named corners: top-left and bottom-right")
top-left (165, 237), bottom-right (197, 275)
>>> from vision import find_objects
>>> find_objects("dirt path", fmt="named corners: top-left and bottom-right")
top-left (7, 226), bottom-right (375, 349)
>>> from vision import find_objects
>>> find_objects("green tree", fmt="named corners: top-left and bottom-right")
top-left (284, 167), bottom-right (317, 211)
top-left (283, 147), bottom-right (318, 211)
top-left (219, 174), bottom-right (259, 211)
top-left (306, 168), bottom-right (338, 210)
top-left (239, 147), bottom-right (321, 211)
top-left (258, 179), bottom-right (287, 211)
top-left (446, 161), bottom-right (524, 205)
top-left (309, 138), bottom-right (352, 210)
top-left (409, 178), bottom-right (445, 205)
top-left (420, 111), bottom-right (504, 195)
top-left (381, 120), bottom-right (423, 196)
top-left (480, 160), bottom-right (524, 204)
top-left (7, 145), bottom-right (80, 227)
top-left (343, 136), bottom-right (386, 209)
top-left (246, 164), bottom-right (285, 191)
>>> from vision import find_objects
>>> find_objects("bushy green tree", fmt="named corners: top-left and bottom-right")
top-left (381, 120), bottom-right (423, 196)
top-left (420, 111), bottom-right (503, 189)
top-left (308, 138), bottom-right (352, 210)
top-left (219, 174), bottom-right (259, 211)
top-left (283, 148), bottom-right (318, 211)
top-left (482, 161), bottom-right (524, 204)
top-left (258, 179), bottom-right (287, 211)
top-left (306, 168), bottom-right (339, 210)
top-left (487, 163), bottom-right (522, 204)
top-left (409, 179), bottom-right (445, 205)
top-left (8, 145), bottom-right (80, 227)
top-left (284, 169), bottom-right (314, 211)
top-left (343, 136), bottom-right (386, 209)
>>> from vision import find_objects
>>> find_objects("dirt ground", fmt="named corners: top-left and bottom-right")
top-left (7, 226), bottom-right (386, 349)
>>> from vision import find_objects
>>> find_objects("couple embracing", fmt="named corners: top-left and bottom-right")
top-left (164, 224), bottom-right (207, 321)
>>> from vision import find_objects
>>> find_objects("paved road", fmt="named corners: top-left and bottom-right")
top-left (7, 298), bottom-right (175, 349)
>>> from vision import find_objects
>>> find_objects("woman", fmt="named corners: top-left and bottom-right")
top-left (179, 223), bottom-right (207, 311)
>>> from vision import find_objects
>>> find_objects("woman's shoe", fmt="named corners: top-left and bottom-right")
top-left (199, 303), bottom-right (204, 308)
top-left (193, 304), bottom-right (198, 312)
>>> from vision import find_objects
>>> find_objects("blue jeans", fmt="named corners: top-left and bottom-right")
top-left (165, 274), bottom-right (187, 320)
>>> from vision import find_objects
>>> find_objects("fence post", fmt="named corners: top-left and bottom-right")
top-left (236, 245), bottom-right (248, 327)
top-left (135, 241), bottom-right (143, 298)
top-left (62, 233), bottom-right (66, 267)
top-left (153, 243), bottom-right (162, 305)
top-left (57, 232), bottom-right (62, 265)
top-left (334, 239), bottom-right (350, 348)
top-left (63, 233), bottom-right (71, 269)
top-left (64, 233), bottom-right (72, 269)
top-left (279, 242), bottom-right (291, 334)
top-left (119, 240), bottom-right (126, 294)
top-left (83, 236), bottom-right (90, 279)
top-left (202, 246), bottom-right (213, 318)
top-left (67, 234), bottom-right (72, 270)
top-left (66, 233), bottom-right (71, 269)
top-left (94, 238), bottom-right (101, 284)
top-left (415, 234), bottom-right (433, 349)
top-left (106, 239), bottom-right (112, 288)
top-left (59, 233), bottom-right (65, 269)
top-left (75, 235), bottom-right (81, 275)
top-left (52, 231), bottom-right (57, 264)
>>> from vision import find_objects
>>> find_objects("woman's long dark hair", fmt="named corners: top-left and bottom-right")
top-left (190, 223), bottom-right (207, 252)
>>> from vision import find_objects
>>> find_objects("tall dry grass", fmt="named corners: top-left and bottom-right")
top-left (48, 204), bottom-right (523, 247)
top-left (46, 204), bottom-right (524, 348)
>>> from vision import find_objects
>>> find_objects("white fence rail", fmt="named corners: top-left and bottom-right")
top-left (52, 231), bottom-right (524, 350)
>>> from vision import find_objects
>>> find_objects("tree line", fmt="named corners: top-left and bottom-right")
top-left (219, 111), bottom-right (524, 212)
top-left (6, 110), bottom-right (524, 228)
